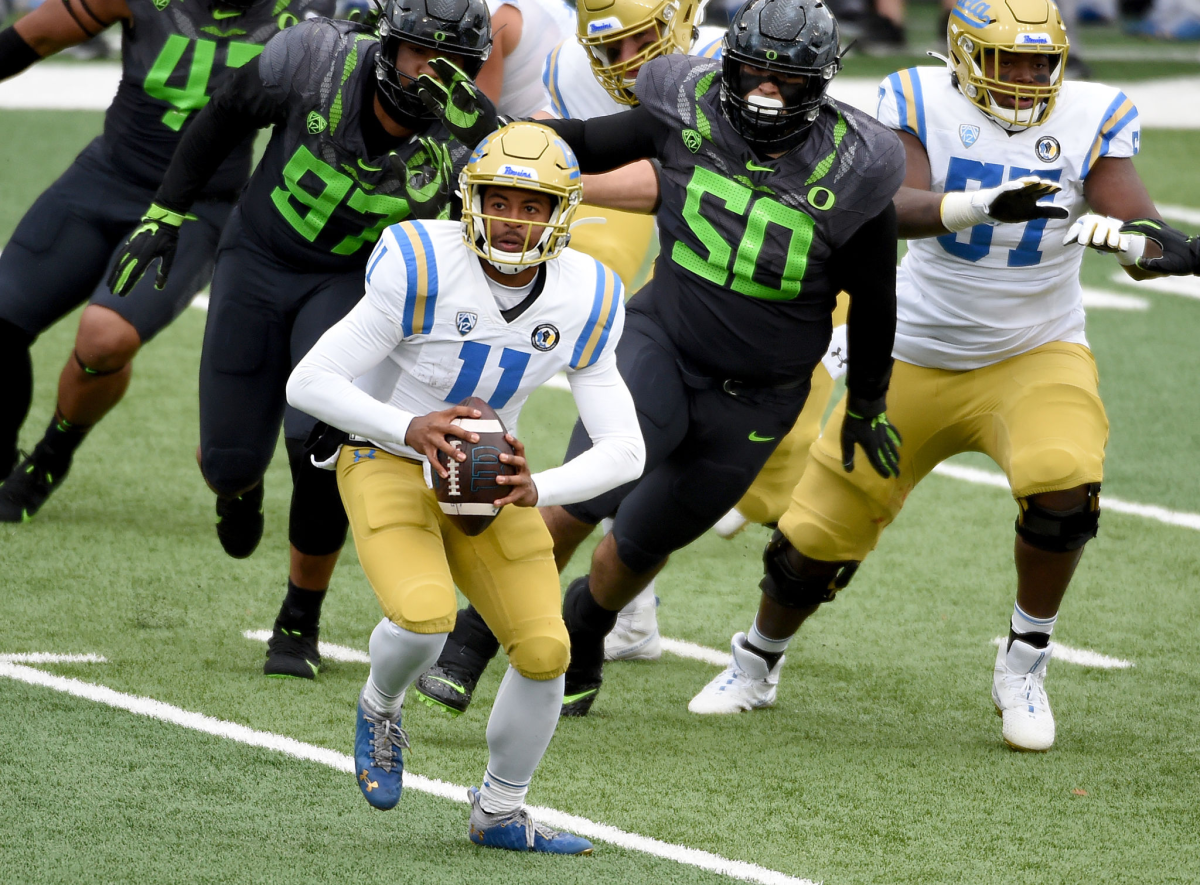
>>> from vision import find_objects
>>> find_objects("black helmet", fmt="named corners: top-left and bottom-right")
top-left (376, 0), bottom-right (492, 127)
top-left (720, 0), bottom-right (841, 152)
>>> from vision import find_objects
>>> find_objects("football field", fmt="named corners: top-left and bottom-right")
top-left (2, 101), bottom-right (1200, 885)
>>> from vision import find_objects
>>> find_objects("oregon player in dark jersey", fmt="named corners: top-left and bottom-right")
top-left (419, 0), bottom-right (907, 716)
top-left (0, 0), bottom-right (331, 523)
top-left (109, 0), bottom-right (489, 679)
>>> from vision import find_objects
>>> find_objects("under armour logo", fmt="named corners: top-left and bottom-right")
top-left (831, 346), bottom-right (847, 369)
top-left (353, 449), bottom-right (376, 462)
top-left (359, 770), bottom-right (378, 792)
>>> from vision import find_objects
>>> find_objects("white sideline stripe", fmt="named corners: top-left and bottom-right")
top-left (659, 638), bottom-right (733, 667)
top-left (1080, 288), bottom-right (1149, 311)
top-left (931, 463), bottom-right (1200, 531)
top-left (0, 661), bottom-right (816, 885)
top-left (990, 637), bottom-right (1134, 669)
top-left (1111, 270), bottom-right (1200, 301)
top-left (242, 629), bottom-right (370, 664)
top-left (1158, 204), bottom-right (1200, 227)
top-left (0, 652), bottom-right (107, 664)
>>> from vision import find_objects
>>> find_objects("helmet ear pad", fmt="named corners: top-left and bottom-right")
top-left (719, 0), bottom-right (842, 152)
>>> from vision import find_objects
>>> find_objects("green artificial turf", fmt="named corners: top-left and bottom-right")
top-left (2, 107), bottom-right (1199, 885)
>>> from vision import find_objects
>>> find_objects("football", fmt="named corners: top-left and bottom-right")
top-left (431, 397), bottom-right (517, 536)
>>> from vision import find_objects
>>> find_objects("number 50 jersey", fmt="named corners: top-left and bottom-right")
top-left (351, 220), bottom-right (626, 461)
top-left (877, 65), bottom-right (1140, 370)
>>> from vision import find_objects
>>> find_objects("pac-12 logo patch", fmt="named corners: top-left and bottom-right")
top-left (959, 124), bottom-right (980, 148)
top-left (1035, 136), bottom-right (1061, 163)
top-left (306, 111), bottom-right (327, 134)
top-left (531, 324), bottom-right (559, 352)
top-left (456, 311), bottom-right (478, 336)
top-left (682, 129), bottom-right (701, 153)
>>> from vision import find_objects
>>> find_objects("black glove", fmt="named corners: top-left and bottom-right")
top-left (986, 178), bottom-right (1069, 223)
top-left (841, 396), bottom-right (902, 479)
top-left (108, 203), bottom-right (196, 296)
top-left (416, 57), bottom-right (508, 149)
top-left (1121, 217), bottom-right (1200, 276)
top-left (392, 135), bottom-right (454, 220)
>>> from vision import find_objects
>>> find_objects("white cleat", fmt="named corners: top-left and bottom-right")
top-left (689, 632), bottom-right (783, 714)
top-left (713, 507), bottom-right (749, 539)
top-left (603, 595), bottom-right (662, 661)
top-left (992, 637), bottom-right (1056, 752)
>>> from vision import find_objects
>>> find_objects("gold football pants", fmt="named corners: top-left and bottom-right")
top-left (781, 342), bottom-right (1109, 562)
top-left (337, 447), bottom-right (569, 680)
top-left (567, 204), bottom-right (657, 292)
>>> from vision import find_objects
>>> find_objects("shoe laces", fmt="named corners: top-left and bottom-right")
top-left (363, 707), bottom-right (409, 773)
top-left (1002, 667), bottom-right (1049, 712)
top-left (478, 803), bottom-right (563, 849)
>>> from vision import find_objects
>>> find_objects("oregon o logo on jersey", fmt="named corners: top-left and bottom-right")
top-left (531, 324), bottom-right (559, 352)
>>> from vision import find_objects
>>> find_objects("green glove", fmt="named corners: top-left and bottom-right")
top-left (108, 203), bottom-right (196, 296)
top-left (416, 57), bottom-right (507, 148)
top-left (1121, 218), bottom-right (1200, 276)
top-left (393, 135), bottom-right (454, 220)
top-left (841, 396), bottom-right (902, 479)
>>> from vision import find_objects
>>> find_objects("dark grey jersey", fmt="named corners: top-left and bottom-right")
top-left (235, 19), bottom-right (470, 271)
top-left (632, 54), bottom-right (905, 384)
top-left (105, 0), bottom-right (332, 196)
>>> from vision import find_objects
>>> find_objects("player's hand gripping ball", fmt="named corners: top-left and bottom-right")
top-left (429, 397), bottom-right (517, 536)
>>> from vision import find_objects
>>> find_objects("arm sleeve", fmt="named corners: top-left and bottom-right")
top-left (153, 59), bottom-right (289, 212)
top-left (531, 350), bottom-right (645, 507)
top-left (541, 104), bottom-right (660, 173)
top-left (285, 238), bottom-right (418, 446)
top-left (0, 26), bottom-right (42, 81)
top-left (830, 202), bottom-right (898, 408)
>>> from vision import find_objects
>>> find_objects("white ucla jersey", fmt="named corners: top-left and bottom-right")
top-left (354, 219), bottom-right (625, 460)
top-left (876, 65), bottom-right (1140, 370)
top-left (487, 0), bottom-right (567, 116)
top-left (541, 28), bottom-right (723, 120)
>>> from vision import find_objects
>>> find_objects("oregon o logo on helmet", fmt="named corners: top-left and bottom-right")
top-left (435, 30), bottom-right (446, 41)
top-left (807, 186), bottom-right (835, 211)
top-left (765, 49), bottom-right (777, 60)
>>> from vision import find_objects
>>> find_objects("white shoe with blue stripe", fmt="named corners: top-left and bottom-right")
top-left (992, 637), bottom-right (1056, 752)
top-left (688, 633), bottom-right (783, 715)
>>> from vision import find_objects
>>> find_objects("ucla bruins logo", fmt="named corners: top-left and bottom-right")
top-left (531, 324), bottom-right (559, 352)
top-left (306, 111), bottom-right (328, 135)
top-left (682, 128), bottom-right (701, 154)
top-left (1035, 136), bottom-right (1061, 163)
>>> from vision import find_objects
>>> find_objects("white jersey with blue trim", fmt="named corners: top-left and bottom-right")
top-left (876, 65), bottom-right (1139, 370)
top-left (487, 0), bottom-right (567, 116)
top-left (540, 27), bottom-right (723, 120)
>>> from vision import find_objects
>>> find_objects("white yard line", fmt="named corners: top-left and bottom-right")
top-left (990, 637), bottom-right (1134, 669)
top-left (0, 652), bottom-right (107, 664)
top-left (1158, 204), bottom-right (1200, 228)
top-left (242, 629), bottom-right (369, 664)
top-left (1110, 270), bottom-right (1200, 301)
top-left (0, 661), bottom-right (816, 885)
top-left (659, 638), bottom-right (733, 667)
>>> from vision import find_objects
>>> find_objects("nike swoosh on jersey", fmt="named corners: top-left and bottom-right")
top-left (212, 8), bottom-right (242, 18)
top-left (745, 159), bottom-right (774, 173)
top-left (748, 431), bottom-right (776, 442)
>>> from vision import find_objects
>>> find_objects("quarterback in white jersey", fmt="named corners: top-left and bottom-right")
top-left (286, 122), bottom-right (643, 854)
top-left (698, 0), bottom-right (1167, 751)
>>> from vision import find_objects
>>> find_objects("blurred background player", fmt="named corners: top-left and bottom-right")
top-left (477, 0), bottom-right (566, 116)
top-left (0, 0), bottom-right (330, 523)
top-left (285, 122), bottom-right (643, 852)
top-left (693, 0), bottom-right (1164, 750)
top-left (109, 0), bottom-right (488, 679)
top-left (420, 0), bottom-right (907, 718)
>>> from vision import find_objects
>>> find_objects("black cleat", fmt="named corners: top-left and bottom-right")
top-left (560, 678), bottom-right (601, 717)
top-left (560, 576), bottom-right (609, 717)
top-left (216, 482), bottom-right (264, 559)
top-left (414, 665), bottom-right (479, 716)
top-left (264, 620), bottom-right (321, 678)
top-left (0, 449), bottom-right (69, 523)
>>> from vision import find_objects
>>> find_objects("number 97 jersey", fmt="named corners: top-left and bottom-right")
top-left (877, 65), bottom-right (1140, 370)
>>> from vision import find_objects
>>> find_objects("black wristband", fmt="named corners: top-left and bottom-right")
top-left (0, 27), bottom-right (42, 82)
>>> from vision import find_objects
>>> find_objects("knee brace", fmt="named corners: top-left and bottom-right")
top-left (1015, 483), bottom-right (1101, 553)
top-left (286, 437), bottom-right (348, 556)
top-left (760, 530), bottom-right (859, 609)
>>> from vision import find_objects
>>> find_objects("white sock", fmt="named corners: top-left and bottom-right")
top-left (364, 618), bottom-right (446, 714)
top-left (1011, 603), bottom-right (1057, 640)
top-left (747, 619), bottom-right (791, 655)
top-left (478, 667), bottom-right (563, 814)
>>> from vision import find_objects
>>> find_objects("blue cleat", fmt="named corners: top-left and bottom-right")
top-left (467, 787), bottom-right (594, 855)
top-left (353, 690), bottom-right (408, 810)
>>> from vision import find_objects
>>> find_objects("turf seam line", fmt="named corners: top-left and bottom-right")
top-left (0, 662), bottom-right (817, 885)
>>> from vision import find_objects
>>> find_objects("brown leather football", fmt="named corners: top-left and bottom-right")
top-left (432, 397), bottom-right (517, 536)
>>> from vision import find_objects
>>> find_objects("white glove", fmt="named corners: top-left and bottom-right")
top-left (821, 323), bottom-right (849, 381)
top-left (1062, 214), bottom-right (1147, 266)
top-left (940, 176), bottom-right (1064, 232)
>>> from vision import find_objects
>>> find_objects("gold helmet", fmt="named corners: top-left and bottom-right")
top-left (947, 0), bottom-right (1068, 130)
top-left (460, 122), bottom-right (583, 273)
top-left (576, 0), bottom-right (698, 106)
